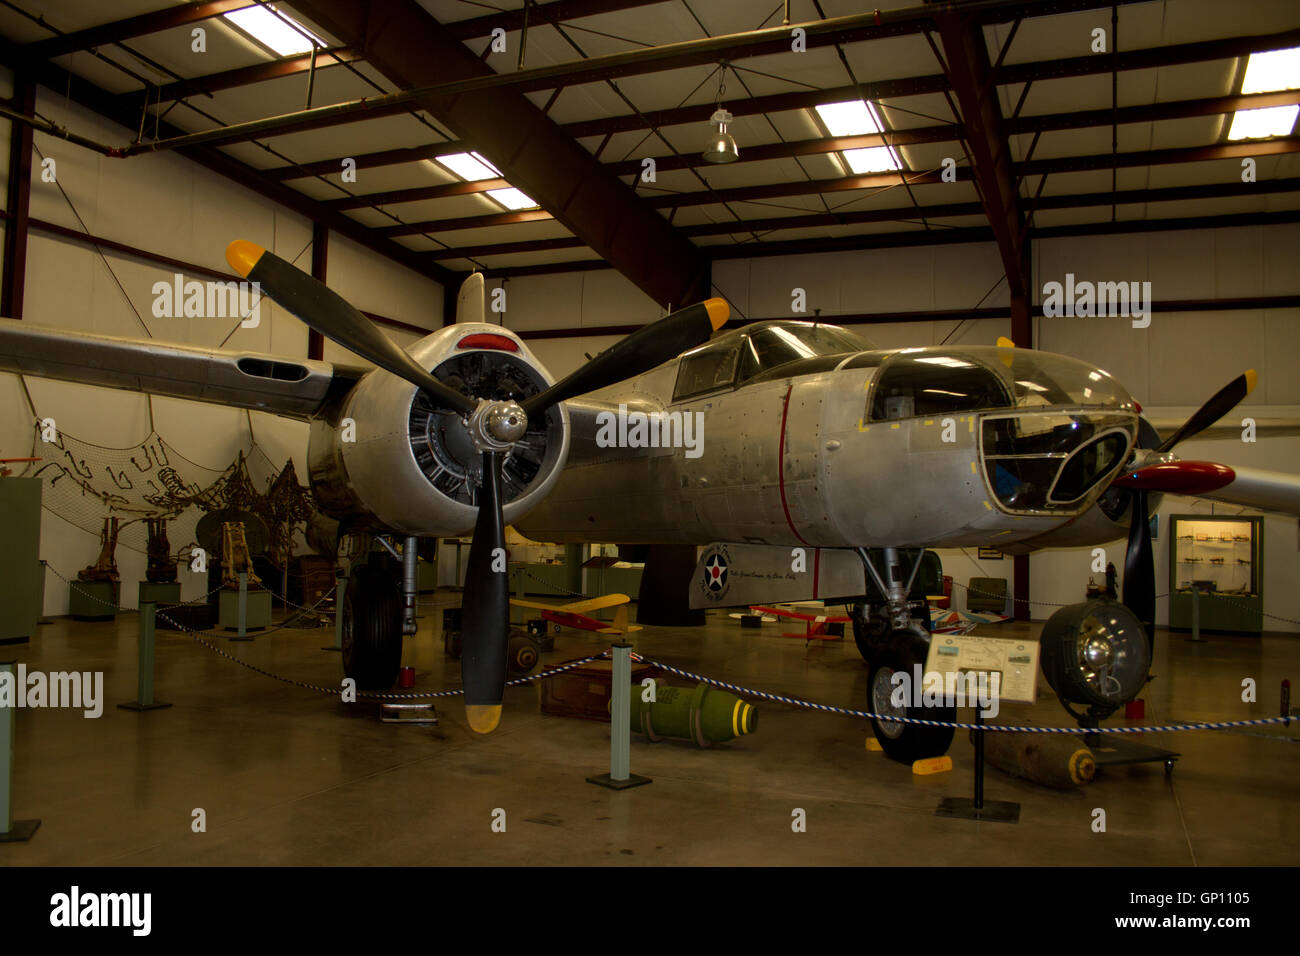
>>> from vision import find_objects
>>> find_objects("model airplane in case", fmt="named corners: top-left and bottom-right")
top-left (2, 239), bottom-right (1297, 760)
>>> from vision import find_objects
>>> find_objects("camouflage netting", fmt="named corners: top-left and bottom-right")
top-left (13, 419), bottom-right (312, 564)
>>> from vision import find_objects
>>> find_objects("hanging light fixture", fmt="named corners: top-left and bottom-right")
top-left (702, 64), bottom-right (739, 164)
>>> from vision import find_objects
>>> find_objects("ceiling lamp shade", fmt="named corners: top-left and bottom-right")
top-left (702, 108), bottom-right (739, 164)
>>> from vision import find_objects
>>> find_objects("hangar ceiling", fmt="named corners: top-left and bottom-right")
top-left (1, 0), bottom-right (1297, 321)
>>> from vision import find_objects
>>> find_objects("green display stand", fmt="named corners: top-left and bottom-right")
top-left (218, 588), bottom-right (272, 631)
top-left (138, 581), bottom-right (181, 605)
top-left (0, 478), bottom-right (43, 644)
top-left (1168, 514), bottom-right (1264, 635)
top-left (69, 580), bottom-right (118, 621)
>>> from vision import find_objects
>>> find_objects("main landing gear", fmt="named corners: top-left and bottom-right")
top-left (852, 547), bottom-right (955, 764)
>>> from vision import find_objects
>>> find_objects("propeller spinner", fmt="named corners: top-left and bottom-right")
top-left (226, 240), bottom-right (728, 732)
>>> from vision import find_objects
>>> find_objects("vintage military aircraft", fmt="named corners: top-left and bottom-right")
top-left (2, 239), bottom-right (1297, 759)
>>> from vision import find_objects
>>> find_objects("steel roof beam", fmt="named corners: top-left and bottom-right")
top-left (121, 47), bottom-right (358, 107)
top-left (422, 176), bottom-right (1300, 260)
top-left (0, 37), bottom-right (461, 287)
top-left (445, 0), bottom-right (671, 40)
top-left (23, 1), bottom-right (252, 60)
top-left (293, 0), bottom-right (711, 308)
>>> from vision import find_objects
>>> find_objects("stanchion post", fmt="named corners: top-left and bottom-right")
top-left (935, 673), bottom-right (1017, 824)
top-left (587, 643), bottom-right (651, 790)
top-left (1188, 584), bottom-right (1205, 643)
top-left (0, 661), bottom-right (40, 842)
top-left (230, 571), bottom-right (254, 642)
top-left (119, 602), bottom-right (171, 712)
top-left (324, 568), bottom-right (345, 651)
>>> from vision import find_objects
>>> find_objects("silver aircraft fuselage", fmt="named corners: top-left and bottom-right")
top-left (518, 323), bottom-right (1140, 551)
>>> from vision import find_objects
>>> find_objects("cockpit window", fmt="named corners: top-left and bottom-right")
top-left (868, 352), bottom-right (1011, 421)
top-left (673, 341), bottom-right (741, 401)
top-left (737, 324), bottom-right (872, 382)
top-left (1006, 353), bottom-right (1130, 408)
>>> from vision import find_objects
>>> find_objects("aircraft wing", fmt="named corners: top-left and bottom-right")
top-left (1147, 417), bottom-right (1300, 441)
top-left (750, 604), bottom-right (851, 623)
top-left (1190, 465), bottom-right (1300, 515)
top-left (558, 593), bottom-right (630, 615)
top-left (507, 593), bottom-right (630, 614)
top-left (0, 319), bottom-right (362, 420)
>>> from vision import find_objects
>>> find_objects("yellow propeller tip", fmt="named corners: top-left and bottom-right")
top-left (996, 336), bottom-right (1015, 348)
top-left (704, 297), bottom-right (730, 331)
top-left (225, 239), bottom-right (266, 278)
top-left (466, 704), bottom-right (502, 734)
top-left (1244, 369), bottom-right (1258, 394)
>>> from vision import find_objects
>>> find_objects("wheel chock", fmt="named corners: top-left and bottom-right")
top-left (865, 737), bottom-right (883, 752)
top-left (912, 756), bottom-right (953, 775)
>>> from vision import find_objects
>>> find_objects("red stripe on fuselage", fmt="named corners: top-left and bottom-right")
top-left (778, 385), bottom-right (811, 546)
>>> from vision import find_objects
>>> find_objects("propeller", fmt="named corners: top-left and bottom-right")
top-left (521, 298), bottom-right (728, 416)
top-left (226, 240), bottom-right (729, 732)
top-left (227, 240), bottom-right (475, 417)
top-left (1107, 371), bottom-right (1257, 646)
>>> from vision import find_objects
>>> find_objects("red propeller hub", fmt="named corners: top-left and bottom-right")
top-left (1112, 461), bottom-right (1236, 496)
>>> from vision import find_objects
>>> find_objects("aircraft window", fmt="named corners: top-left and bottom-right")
top-left (1008, 352), bottom-right (1131, 408)
top-left (1049, 431), bottom-right (1130, 503)
top-left (737, 324), bottom-right (872, 382)
top-left (673, 342), bottom-right (741, 400)
top-left (981, 413), bottom-right (1135, 513)
top-left (868, 353), bottom-right (1010, 421)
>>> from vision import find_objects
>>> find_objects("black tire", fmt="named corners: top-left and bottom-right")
top-left (342, 563), bottom-right (403, 689)
top-left (851, 603), bottom-right (889, 663)
top-left (867, 636), bottom-right (955, 764)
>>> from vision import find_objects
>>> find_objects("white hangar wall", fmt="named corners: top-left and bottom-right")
top-left (493, 223), bottom-right (1300, 634)
top-left (0, 69), bottom-right (445, 614)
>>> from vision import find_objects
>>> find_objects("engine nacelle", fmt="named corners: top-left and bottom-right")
top-left (307, 325), bottom-right (569, 536)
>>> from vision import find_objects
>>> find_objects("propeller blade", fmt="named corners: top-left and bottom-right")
top-left (226, 240), bottom-right (475, 417)
top-left (1122, 488), bottom-right (1156, 650)
top-left (459, 450), bottom-right (510, 733)
top-left (1112, 460), bottom-right (1236, 496)
top-left (1157, 370), bottom-right (1257, 453)
top-left (521, 297), bottom-right (729, 416)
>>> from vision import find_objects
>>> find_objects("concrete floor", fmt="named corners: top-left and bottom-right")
top-left (2, 592), bottom-right (1297, 866)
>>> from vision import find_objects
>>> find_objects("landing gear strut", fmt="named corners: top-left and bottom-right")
top-left (854, 548), bottom-right (954, 763)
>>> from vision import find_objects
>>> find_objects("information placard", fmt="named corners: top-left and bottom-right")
top-left (924, 632), bottom-right (1039, 704)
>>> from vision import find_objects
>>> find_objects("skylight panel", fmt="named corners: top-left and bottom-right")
top-left (486, 187), bottom-right (539, 210)
top-left (435, 152), bottom-right (502, 181)
top-left (842, 145), bottom-right (901, 173)
top-left (814, 100), bottom-right (883, 136)
top-left (1241, 46), bottom-right (1300, 94)
top-left (1227, 105), bottom-right (1299, 140)
top-left (223, 5), bottom-right (324, 57)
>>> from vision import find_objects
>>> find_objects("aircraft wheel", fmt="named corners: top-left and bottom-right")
top-left (867, 637), bottom-right (955, 764)
top-left (342, 563), bottom-right (403, 689)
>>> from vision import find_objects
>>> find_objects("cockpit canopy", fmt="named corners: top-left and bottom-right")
top-left (865, 346), bottom-right (1136, 422)
top-left (673, 321), bottom-right (873, 402)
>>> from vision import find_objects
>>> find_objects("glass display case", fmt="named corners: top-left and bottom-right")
top-left (1168, 514), bottom-right (1263, 635)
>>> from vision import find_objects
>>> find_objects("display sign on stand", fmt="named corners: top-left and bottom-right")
top-left (927, 633), bottom-right (1040, 824)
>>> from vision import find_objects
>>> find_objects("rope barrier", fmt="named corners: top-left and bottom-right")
top-left (627, 652), bottom-right (1293, 735)
top-left (39, 562), bottom-right (1295, 734)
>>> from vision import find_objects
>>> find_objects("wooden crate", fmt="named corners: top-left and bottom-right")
top-left (539, 659), bottom-right (659, 722)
